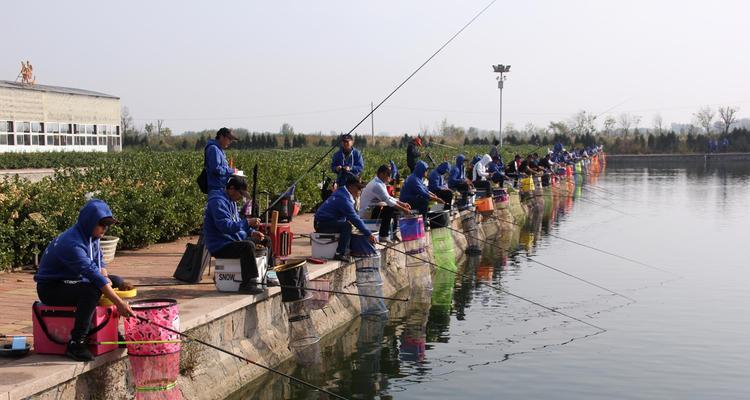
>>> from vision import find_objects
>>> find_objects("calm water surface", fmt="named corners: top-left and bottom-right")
top-left (228, 161), bottom-right (750, 400)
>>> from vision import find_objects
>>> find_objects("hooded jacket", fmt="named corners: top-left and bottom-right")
top-left (315, 187), bottom-right (371, 236)
top-left (203, 190), bottom-right (254, 254)
top-left (331, 147), bottom-right (364, 186)
top-left (472, 154), bottom-right (493, 181)
top-left (400, 161), bottom-right (431, 205)
top-left (406, 141), bottom-right (421, 171)
top-left (448, 154), bottom-right (467, 188)
top-left (205, 139), bottom-right (235, 192)
top-left (34, 200), bottom-right (113, 289)
top-left (428, 162), bottom-right (451, 192)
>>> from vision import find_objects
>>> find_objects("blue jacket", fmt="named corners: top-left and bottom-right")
top-left (400, 161), bottom-right (431, 205)
top-left (428, 162), bottom-right (451, 192)
top-left (204, 139), bottom-right (235, 192)
top-left (203, 190), bottom-right (254, 254)
top-left (35, 200), bottom-right (112, 289)
top-left (448, 154), bottom-right (466, 188)
top-left (331, 148), bottom-right (364, 186)
top-left (314, 187), bottom-right (371, 236)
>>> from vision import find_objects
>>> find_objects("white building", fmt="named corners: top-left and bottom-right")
top-left (0, 80), bottom-right (121, 153)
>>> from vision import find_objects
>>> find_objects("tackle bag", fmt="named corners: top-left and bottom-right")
top-left (173, 235), bottom-right (211, 283)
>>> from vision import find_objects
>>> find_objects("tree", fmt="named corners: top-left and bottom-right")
top-left (653, 114), bottom-right (664, 135)
top-left (718, 106), bottom-right (739, 136)
top-left (121, 106), bottom-right (133, 136)
top-left (144, 123), bottom-right (155, 137)
top-left (570, 110), bottom-right (596, 136)
top-left (618, 113), bottom-right (633, 137)
top-left (603, 116), bottom-right (616, 136)
top-left (693, 106), bottom-right (715, 135)
top-left (280, 123), bottom-right (294, 136)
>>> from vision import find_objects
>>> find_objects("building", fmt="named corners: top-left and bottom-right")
top-left (0, 80), bottom-right (121, 153)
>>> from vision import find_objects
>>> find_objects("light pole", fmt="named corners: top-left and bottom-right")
top-left (492, 64), bottom-right (510, 147)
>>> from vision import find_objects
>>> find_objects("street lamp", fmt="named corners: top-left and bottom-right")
top-left (492, 64), bottom-right (511, 146)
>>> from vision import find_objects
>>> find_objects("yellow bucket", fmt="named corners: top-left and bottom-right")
top-left (521, 177), bottom-right (535, 192)
top-left (99, 287), bottom-right (138, 306)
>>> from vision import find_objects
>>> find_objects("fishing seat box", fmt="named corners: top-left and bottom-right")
top-left (32, 302), bottom-right (119, 356)
top-left (214, 256), bottom-right (269, 292)
top-left (259, 223), bottom-right (293, 258)
top-left (311, 232), bottom-right (339, 260)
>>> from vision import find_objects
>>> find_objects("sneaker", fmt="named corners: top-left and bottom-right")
top-left (65, 339), bottom-right (94, 362)
top-left (266, 277), bottom-right (280, 287)
top-left (238, 283), bottom-right (264, 295)
top-left (333, 253), bottom-right (353, 263)
top-left (378, 236), bottom-right (393, 244)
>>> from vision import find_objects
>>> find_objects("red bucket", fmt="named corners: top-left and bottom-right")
top-left (125, 299), bottom-right (180, 356)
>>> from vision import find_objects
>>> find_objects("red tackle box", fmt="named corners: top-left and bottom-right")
top-left (32, 302), bottom-right (119, 356)
top-left (259, 223), bottom-right (293, 258)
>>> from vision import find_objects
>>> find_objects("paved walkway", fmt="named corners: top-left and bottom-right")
top-left (0, 213), bottom-right (318, 340)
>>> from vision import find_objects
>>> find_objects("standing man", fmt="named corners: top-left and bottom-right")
top-left (35, 199), bottom-right (135, 362)
top-left (359, 165), bottom-right (412, 243)
top-left (428, 161), bottom-right (454, 210)
top-left (204, 177), bottom-right (270, 294)
top-left (205, 127), bottom-right (238, 193)
top-left (315, 175), bottom-right (376, 262)
top-left (331, 133), bottom-right (365, 188)
top-left (406, 136), bottom-right (422, 174)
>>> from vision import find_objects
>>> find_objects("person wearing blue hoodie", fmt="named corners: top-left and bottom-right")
top-left (204, 127), bottom-right (238, 193)
top-left (428, 161), bottom-right (453, 210)
top-left (315, 175), bottom-right (376, 262)
top-left (331, 133), bottom-right (365, 188)
top-left (400, 161), bottom-right (445, 220)
top-left (204, 177), bottom-right (273, 295)
top-left (35, 199), bottom-right (135, 362)
top-left (448, 154), bottom-right (472, 192)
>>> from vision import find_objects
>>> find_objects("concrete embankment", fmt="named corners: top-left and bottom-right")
top-left (3, 213), bottom-right (478, 400)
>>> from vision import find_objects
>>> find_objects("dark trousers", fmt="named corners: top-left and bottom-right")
top-left (406, 198), bottom-right (430, 224)
top-left (213, 239), bottom-right (271, 285)
top-left (370, 206), bottom-right (395, 238)
top-left (491, 173), bottom-right (505, 187)
top-left (37, 278), bottom-right (114, 341)
top-left (473, 179), bottom-right (491, 192)
top-left (315, 219), bottom-right (351, 255)
top-left (433, 189), bottom-right (453, 210)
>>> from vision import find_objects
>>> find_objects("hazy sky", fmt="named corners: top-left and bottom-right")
top-left (3, 0), bottom-right (748, 135)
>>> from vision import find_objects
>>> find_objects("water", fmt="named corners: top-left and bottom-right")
top-left (227, 160), bottom-right (750, 400)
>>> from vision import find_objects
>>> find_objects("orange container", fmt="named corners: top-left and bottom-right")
top-left (474, 197), bottom-right (494, 213)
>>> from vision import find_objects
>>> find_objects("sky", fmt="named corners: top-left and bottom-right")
top-left (2, 0), bottom-right (748, 135)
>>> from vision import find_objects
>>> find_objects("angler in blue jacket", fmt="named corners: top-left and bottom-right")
top-left (35, 199), bottom-right (135, 362)
top-left (400, 161), bottom-right (444, 219)
top-left (204, 127), bottom-right (238, 192)
top-left (487, 159), bottom-right (505, 187)
top-left (428, 161), bottom-right (454, 210)
top-left (204, 177), bottom-right (273, 295)
top-left (314, 175), bottom-right (376, 262)
top-left (331, 133), bottom-right (365, 187)
top-left (448, 154), bottom-right (472, 192)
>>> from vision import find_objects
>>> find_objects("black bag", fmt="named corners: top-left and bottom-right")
top-left (196, 146), bottom-right (209, 194)
top-left (173, 236), bottom-right (211, 283)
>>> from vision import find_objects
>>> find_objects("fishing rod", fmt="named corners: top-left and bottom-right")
top-left (422, 213), bottom-right (634, 302)
top-left (378, 242), bottom-right (606, 333)
top-left (136, 315), bottom-right (352, 400)
top-left (261, 283), bottom-right (409, 302)
top-left (488, 213), bottom-right (678, 277)
top-left (260, 0), bottom-right (498, 216)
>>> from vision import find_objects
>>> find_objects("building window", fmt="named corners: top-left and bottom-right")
top-left (31, 122), bottom-right (43, 133)
top-left (0, 135), bottom-right (6, 145)
top-left (46, 135), bottom-right (54, 145)
top-left (98, 136), bottom-right (106, 145)
top-left (74, 124), bottom-right (81, 134)
top-left (0, 121), bottom-right (12, 133)
top-left (17, 122), bottom-right (30, 133)
top-left (60, 124), bottom-right (71, 134)
top-left (84, 125), bottom-right (94, 135)
top-left (66, 136), bottom-right (73, 145)
top-left (46, 123), bottom-right (60, 133)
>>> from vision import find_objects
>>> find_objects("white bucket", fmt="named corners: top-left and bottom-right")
top-left (214, 256), bottom-right (268, 292)
top-left (99, 236), bottom-right (119, 263)
top-left (310, 232), bottom-right (339, 259)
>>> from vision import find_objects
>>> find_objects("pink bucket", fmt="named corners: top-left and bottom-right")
top-left (130, 353), bottom-right (181, 399)
top-left (125, 299), bottom-right (180, 356)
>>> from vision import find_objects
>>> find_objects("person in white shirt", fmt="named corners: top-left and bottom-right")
top-left (359, 165), bottom-right (412, 243)
top-left (472, 154), bottom-right (493, 192)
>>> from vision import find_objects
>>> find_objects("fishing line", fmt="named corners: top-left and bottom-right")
top-left (259, 283), bottom-right (409, 302)
top-left (135, 316), bottom-right (352, 400)
top-left (260, 0), bottom-right (498, 216)
top-left (425, 214), bottom-right (634, 302)
top-left (488, 213), bottom-right (678, 277)
top-left (378, 241), bottom-right (606, 333)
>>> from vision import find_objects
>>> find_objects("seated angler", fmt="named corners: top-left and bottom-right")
top-left (34, 199), bottom-right (135, 362)
top-left (448, 154), bottom-right (473, 193)
top-left (486, 158), bottom-right (505, 187)
top-left (315, 174), bottom-right (377, 262)
top-left (204, 177), bottom-right (272, 295)
top-left (472, 154), bottom-right (493, 193)
top-left (399, 160), bottom-right (445, 222)
top-left (359, 165), bottom-right (412, 243)
top-left (428, 161), bottom-right (454, 210)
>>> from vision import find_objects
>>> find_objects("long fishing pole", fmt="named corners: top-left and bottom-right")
top-left (379, 242), bottom-right (606, 333)
top-left (425, 213), bottom-right (634, 302)
top-left (260, 0), bottom-right (498, 216)
top-left (135, 316), bottom-right (351, 400)
top-left (488, 210), bottom-right (678, 277)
